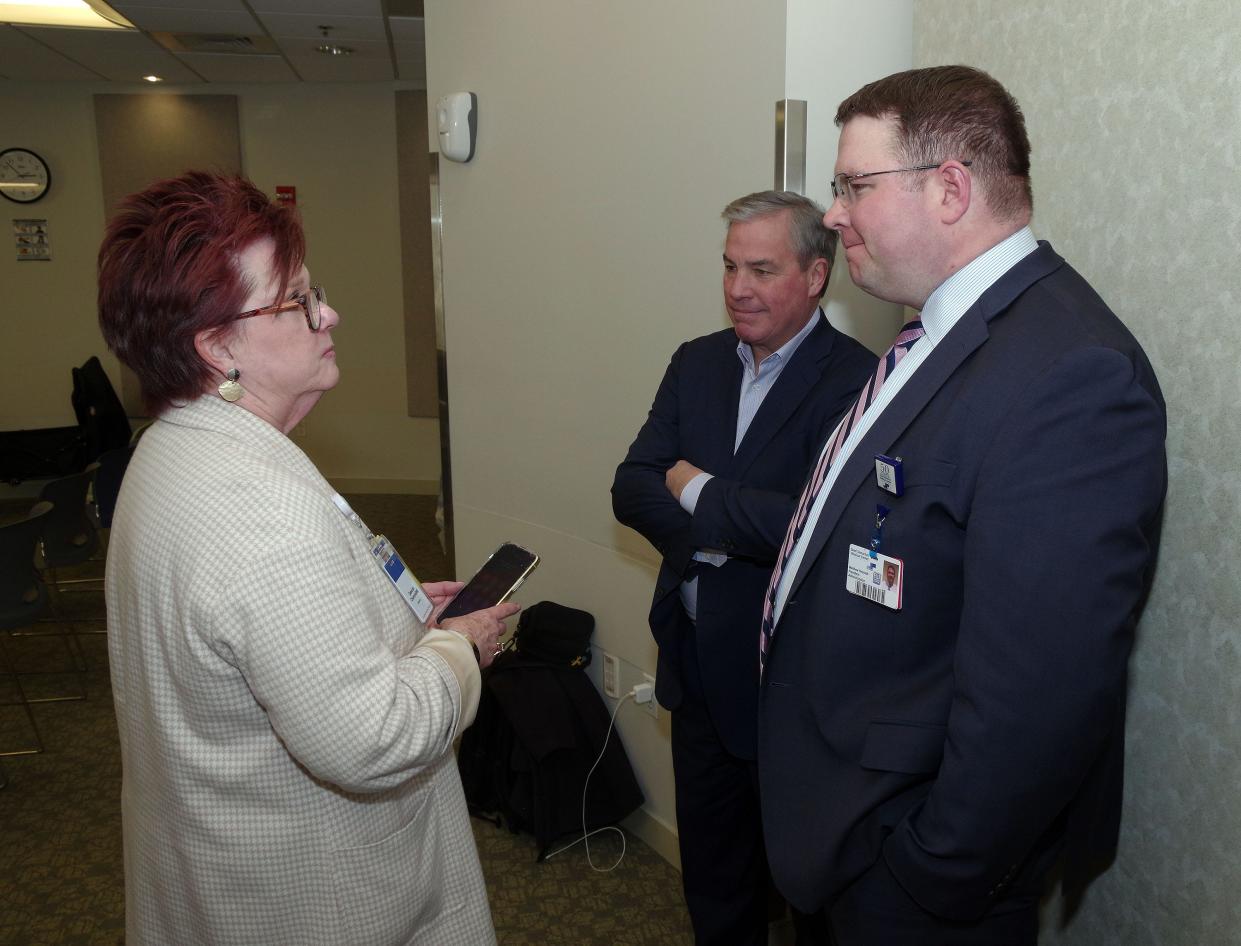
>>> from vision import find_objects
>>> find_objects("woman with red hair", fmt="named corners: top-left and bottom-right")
top-left (98, 172), bottom-right (514, 945)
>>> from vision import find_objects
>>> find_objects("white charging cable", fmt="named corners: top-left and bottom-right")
top-left (540, 684), bottom-right (649, 871)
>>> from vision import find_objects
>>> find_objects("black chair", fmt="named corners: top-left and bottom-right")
top-left (92, 443), bottom-right (135, 531)
top-left (0, 502), bottom-right (86, 756)
top-left (37, 464), bottom-right (102, 593)
top-left (0, 355), bottom-right (132, 485)
top-left (71, 355), bottom-right (132, 462)
top-left (20, 467), bottom-right (107, 669)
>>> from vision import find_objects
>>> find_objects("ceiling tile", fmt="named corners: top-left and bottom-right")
top-left (388, 16), bottom-right (423, 43)
top-left (19, 26), bottom-right (203, 82)
top-left (111, 7), bottom-right (261, 34)
top-left (290, 55), bottom-right (393, 82)
top-left (251, 0), bottom-right (381, 16)
top-left (0, 2), bottom-right (422, 84)
top-left (253, 12), bottom-right (386, 42)
top-left (0, 26), bottom-right (103, 80)
top-left (172, 51), bottom-right (297, 82)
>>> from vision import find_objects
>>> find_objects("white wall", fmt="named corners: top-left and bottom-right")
top-left (914, 2), bottom-right (1241, 943)
top-left (425, 0), bottom-right (914, 859)
top-left (785, 0), bottom-right (913, 352)
top-left (0, 82), bottom-right (438, 492)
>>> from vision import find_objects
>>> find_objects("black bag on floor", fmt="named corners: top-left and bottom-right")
top-left (457, 603), bottom-right (643, 858)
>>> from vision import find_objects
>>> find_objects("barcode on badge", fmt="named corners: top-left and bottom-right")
top-left (853, 580), bottom-right (886, 604)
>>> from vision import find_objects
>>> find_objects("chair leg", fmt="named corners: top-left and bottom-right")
top-left (0, 629), bottom-right (87, 705)
top-left (44, 563), bottom-right (106, 594)
top-left (0, 658), bottom-right (46, 757)
top-left (26, 580), bottom-right (105, 669)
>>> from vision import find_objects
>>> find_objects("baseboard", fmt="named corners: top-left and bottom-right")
top-left (623, 806), bottom-right (680, 871)
top-left (329, 478), bottom-right (440, 496)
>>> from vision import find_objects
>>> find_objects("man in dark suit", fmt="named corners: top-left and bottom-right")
top-left (756, 66), bottom-right (1167, 945)
top-left (612, 191), bottom-right (875, 945)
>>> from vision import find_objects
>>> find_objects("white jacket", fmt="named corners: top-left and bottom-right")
top-left (106, 396), bottom-right (493, 945)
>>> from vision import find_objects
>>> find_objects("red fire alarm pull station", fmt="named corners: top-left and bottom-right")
top-left (276, 186), bottom-right (296, 206)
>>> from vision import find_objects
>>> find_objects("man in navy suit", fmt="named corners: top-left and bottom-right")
top-left (613, 191), bottom-right (875, 945)
top-left (757, 66), bottom-right (1167, 945)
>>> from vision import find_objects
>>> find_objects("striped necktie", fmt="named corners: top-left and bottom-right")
top-left (758, 319), bottom-right (925, 673)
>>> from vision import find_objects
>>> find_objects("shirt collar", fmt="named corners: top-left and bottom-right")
top-left (920, 226), bottom-right (1039, 341)
top-left (736, 307), bottom-right (822, 377)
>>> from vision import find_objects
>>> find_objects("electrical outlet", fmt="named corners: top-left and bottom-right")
top-left (602, 652), bottom-right (620, 699)
top-left (641, 673), bottom-right (657, 719)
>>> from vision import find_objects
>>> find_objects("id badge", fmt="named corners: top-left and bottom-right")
top-left (845, 544), bottom-right (903, 611)
top-left (370, 534), bottom-right (434, 623)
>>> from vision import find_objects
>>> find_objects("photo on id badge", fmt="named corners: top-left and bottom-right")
top-left (846, 544), bottom-right (903, 610)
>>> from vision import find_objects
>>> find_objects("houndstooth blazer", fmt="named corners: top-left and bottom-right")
top-left (106, 396), bottom-right (495, 946)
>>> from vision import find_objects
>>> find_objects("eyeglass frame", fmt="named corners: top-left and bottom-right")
top-left (233, 285), bottom-right (327, 331)
top-left (830, 160), bottom-right (972, 205)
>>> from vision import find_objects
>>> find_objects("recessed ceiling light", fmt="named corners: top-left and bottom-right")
top-left (143, 75), bottom-right (163, 83)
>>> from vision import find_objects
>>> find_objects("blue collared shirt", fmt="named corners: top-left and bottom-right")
top-left (679, 308), bottom-right (823, 621)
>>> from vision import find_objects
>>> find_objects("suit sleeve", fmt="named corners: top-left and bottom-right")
top-left (884, 346), bottom-right (1166, 919)
top-left (686, 469), bottom-right (803, 561)
top-left (612, 343), bottom-right (695, 575)
top-left (687, 343), bottom-right (871, 562)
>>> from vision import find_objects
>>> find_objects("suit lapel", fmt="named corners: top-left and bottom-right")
top-left (730, 313), bottom-right (832, 475)
top-left (682, 332), bottom-right (744, 475)
top-left (781, 243), bottom-right (1065, 607)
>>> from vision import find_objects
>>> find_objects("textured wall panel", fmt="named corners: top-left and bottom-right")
top-left (914, 3), bottom-right (1241, 944)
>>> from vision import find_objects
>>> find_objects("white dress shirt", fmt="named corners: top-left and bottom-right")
top-left (772, 228), bottom-right (1039, 622)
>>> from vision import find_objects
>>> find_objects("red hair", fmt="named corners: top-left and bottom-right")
top-left (97, 171), bottom-right (305, 415)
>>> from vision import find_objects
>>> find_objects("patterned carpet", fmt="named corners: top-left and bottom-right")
top-left (0, 494), bottom-right (693, 946)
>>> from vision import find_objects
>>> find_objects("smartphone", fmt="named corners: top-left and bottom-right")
top-left (436, 542), bottom-right (539, 622)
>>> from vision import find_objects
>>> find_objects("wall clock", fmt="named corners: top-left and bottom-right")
top-left (0, 148), bottom-right (52, 204)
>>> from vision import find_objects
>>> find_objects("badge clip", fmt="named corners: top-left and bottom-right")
top-left (874, 454), bottom-right (904, 496)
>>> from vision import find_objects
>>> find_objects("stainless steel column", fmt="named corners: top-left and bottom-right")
top-left (774, 99), bottom-right (808, 194)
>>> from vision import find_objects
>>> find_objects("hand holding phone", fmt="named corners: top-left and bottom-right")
top-left (435, 542), bottom-right (539, 622)
top-left (438, 600), bottom-right (521, 669)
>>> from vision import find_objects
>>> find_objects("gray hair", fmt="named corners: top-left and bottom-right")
top-left (722, 191), bottom-right (837, 282)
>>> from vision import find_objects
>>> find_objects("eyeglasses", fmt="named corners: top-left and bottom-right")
top-left (234, 285), bottom-right (327, 331)
top-left (830, 161), bottom-right (972, 206)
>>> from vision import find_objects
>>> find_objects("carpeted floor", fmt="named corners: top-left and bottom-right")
top-left (0, 494), bottom-right (693, 946)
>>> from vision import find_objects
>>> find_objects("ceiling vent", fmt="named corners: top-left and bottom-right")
top-left (152, 32), bottom-right (279, 55)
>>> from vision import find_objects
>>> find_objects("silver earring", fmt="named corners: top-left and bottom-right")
top-left (218, 368), bottom-right (244, 402)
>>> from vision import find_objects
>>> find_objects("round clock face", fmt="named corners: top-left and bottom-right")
top-left (0, 148), bottom-right (52, 204)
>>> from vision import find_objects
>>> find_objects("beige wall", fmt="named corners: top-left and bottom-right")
top-left (0, 81), bottom-right (438, 493)
top-left (424, 0), bottom-right (913, 858)
top-left (425, 0), bottom-right (789, 854)
top-left (915, 3), bottom-right (1241, 943)
top-left (0, 86), bottom-right (108, 431)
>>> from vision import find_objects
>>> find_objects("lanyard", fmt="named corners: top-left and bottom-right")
top-left (331, 493), bottom-right (433, 623)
